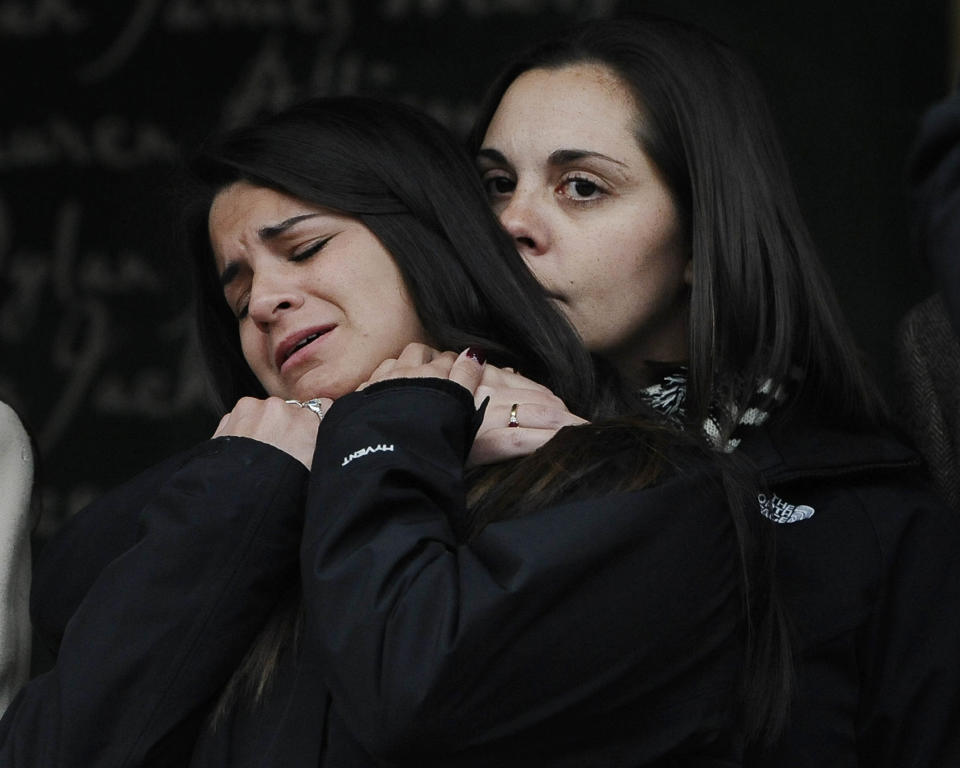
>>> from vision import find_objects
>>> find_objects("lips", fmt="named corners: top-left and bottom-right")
top-left (275, 325), bottom-right (336, 370)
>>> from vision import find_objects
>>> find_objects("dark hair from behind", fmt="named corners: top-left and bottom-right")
top-left (468, 14), bottom-right (887, 437)
top-left (184, 96), bottom-right (598, 420)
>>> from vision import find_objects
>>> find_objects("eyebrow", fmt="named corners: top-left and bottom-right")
top-left (476, 147), bottom-right (627, 168)
top-left (258, 213), bottom-right (323, 240)
top-left (218, 213), bottom-right (324, 286)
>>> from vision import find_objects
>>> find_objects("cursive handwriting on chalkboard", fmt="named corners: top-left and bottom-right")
top-left (1, 197), bottom-right (206, 451)
top-left (0, 0), bottom-right (85, 35)
top-left (0, 117), bottom-right (178, 170)
top-left (80, 0), bottom-right (347, 82)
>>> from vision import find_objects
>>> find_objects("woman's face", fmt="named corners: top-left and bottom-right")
top-left (208, 181), bottom-right (428, 401)
top-left (478, 63), bottom-right (690, 381)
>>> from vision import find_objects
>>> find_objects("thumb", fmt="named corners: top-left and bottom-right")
top-left (448, 347), bottom-right (486, 395)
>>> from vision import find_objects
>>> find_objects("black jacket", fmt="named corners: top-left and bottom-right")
top-left (739, 421), bottom-right (960, 767)
top-left (2, 379), bottom-right (745, 766)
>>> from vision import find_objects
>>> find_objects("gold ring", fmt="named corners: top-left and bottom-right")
top-left (508, 403), bottom-right (520, 428)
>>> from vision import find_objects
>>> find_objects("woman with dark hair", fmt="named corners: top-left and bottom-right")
top-left (3, 96), bottom-right (786, 765)
top-left (467, 14), bottom-right (960, 767)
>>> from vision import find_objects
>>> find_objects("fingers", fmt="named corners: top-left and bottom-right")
top-left (467, 398), bottom-right (587, 468)
top-left (477, 362), bottom-right (553, 395)
top-left (487, 401), bottom-right (588, 432)
top-left (359, 343), bottom-right (459, 390)
top-left (447, 347), bottom-right (486, 395)
top-left (468, 424), bottom-right (563, 468)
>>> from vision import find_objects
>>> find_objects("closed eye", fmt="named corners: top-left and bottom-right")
top-left (233, 290), bottom-right (250, 321)
top-left (291, 233), bottom-right (336, 262)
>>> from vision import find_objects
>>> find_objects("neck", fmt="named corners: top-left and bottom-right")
top-left (615, 358), bottom-right (688, 389)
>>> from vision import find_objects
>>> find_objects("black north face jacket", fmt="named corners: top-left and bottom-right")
top-left (739, 422), bottom-right (960, 767)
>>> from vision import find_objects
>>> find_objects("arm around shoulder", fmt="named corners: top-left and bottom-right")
top-left (301, 379), bottom-right (743, 762)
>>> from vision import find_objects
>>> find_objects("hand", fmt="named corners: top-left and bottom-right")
top-left (425, 349), bottom-right (586, 467)
top-left (466, 363), bottom-right (587, 467)
top-left (213, 396), bottom-right (330, 469)
top-left (359, 343), bottom-right (460, 388)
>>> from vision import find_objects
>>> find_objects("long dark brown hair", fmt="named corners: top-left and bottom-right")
top-left (184, 93), bottom-right (787, 746)
top-left (469, 15), bottom-right (887, 439)
top-left (465, 15), bottom-right (865, 745)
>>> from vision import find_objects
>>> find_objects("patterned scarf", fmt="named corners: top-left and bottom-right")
top-left (640, 367), bottom-right (813, 522)
top-left (639, 366), bottom-right (790, 452)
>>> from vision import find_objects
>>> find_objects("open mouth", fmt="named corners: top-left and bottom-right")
top-left (277, 326), bottom-right (335, 370)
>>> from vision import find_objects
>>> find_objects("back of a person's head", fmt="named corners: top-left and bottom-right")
top-left (184, 96), bottom-right (596, 414)
top-left (471, 15), bottom-right (885, 432)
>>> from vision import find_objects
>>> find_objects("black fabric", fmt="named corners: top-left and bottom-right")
top-left (2, 436), bottom-right (309, 766)
top-left (909, 85), bottom-right (960, 338)
top-left (4, 379), bottom-right (744, 766)
top-left (894, 293), bottom-right (960, 511)
top-left (739, 422), bottom-right (960, 767)
top-left (8, 378), bottom-right (960, 766)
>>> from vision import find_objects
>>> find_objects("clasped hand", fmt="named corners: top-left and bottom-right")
top-left (213, 343), bottom-right (585, 469)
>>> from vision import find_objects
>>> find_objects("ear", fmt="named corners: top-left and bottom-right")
top-left (683, 257), bottom-right (693, 287)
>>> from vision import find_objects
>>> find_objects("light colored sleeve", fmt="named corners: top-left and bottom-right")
top-left (0, 402), bottom-right (34, 715)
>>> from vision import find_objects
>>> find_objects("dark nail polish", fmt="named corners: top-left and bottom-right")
top-left (466, 347), bottom-right (486, 365)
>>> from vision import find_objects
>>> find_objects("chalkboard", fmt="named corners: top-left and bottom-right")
top-left (0, 0), bottom-right (950, 546)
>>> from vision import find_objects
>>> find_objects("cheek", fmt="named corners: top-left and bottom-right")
top-left (238, 328), bottom-right (270, 378)
top-left (388, 298), bottom-right (428, 350)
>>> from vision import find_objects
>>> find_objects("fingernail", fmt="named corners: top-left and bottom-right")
top-left (466, 347), bottom-right (486, 365)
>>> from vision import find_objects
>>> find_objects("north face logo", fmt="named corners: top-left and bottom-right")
top-left (758, 492), bottom-right (815, 524)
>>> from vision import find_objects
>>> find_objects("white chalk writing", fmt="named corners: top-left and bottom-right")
top-left (80, 0), bottom-right (344, 82)
top-left (0, 117), bottom-right (178, 170)
top-left (0, 0), bottom-right (85, 35)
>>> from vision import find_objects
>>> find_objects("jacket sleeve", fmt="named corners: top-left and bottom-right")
top-left (0, 436), bottom-right (308, 767)
top-left (856, 480), bottom-right (960, 767)
top-left (31, 441), bottom-right (218, 656)
top-left (301, 379), bottom-right (742, 761)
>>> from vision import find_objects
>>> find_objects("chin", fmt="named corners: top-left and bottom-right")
top-left (292, 371), bottom-right (359, 403)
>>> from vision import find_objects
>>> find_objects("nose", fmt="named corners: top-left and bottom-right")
top-left (497, 189), bottom-right (550, 257)
top-left (246, 272), bottom-right (304, 327)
